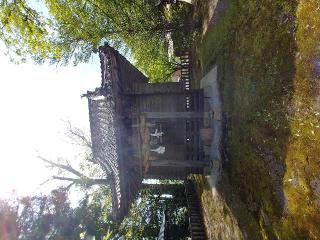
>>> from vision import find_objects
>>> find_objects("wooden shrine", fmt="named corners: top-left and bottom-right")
top-left (83, 45), bottom-right (209, 222)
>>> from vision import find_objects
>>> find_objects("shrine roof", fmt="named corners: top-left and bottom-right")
top-left (85, 45), bottom-right (147, 221)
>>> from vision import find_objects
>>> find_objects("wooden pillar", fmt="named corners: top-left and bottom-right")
top-left (141, 183), bottom-right (186, 200)
top-left (141, 183), bottom-right (184, 191)
top-left (144, 173), bottom-right (186, 180)
top-left (123, 82), bottom-right (184, 95)
top-left (145, 111), bottom-right (207, 119)
top-left (149, 159), bottom-right (209, 168)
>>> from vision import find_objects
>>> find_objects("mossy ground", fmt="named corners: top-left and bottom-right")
top-left (192, 0), bottom-right (320, 239)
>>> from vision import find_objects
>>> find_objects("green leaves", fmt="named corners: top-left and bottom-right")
top-left (120, 185), bottom-right (189, 239)
top-left (0, 0), bottom-right (50, 63)
top-left (0, 0), bottom-right (183, 80)
top-left (0, 187), bottom-right (118, 240)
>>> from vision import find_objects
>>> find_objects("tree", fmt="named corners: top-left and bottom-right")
top-left (0, 187), bottom-right (119, 240)
top-left (0, 198), bottom-right (19, 240)
top-left (17, 189), bottom-right (78, 240)
top-left (120, 184), bottom-right (189, 240)
top-left (0, 0), bottom-right (194, 80)
top-left (38, 121), bottom-right (113, 190)
top-left (75, 187), bottom-right (119, 240)
top-left (0, 186), bottom-right (190, 239)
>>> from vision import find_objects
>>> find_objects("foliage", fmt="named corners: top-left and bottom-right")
top-left (126, 34), bottom-right (176, 82)
top-left (0, 188), bottom-right (118, 240)
top-left (194, 0), bottom-right (320, 239)
top-left (0, 0), bottom-right (54, 64)
top-left (120, 184), bottom-right (189, 240)
top-left (0, 185), bottom-right (190, 240)
top-left (0, 198), bottom-right (19, 240)
top-left (75, 187), bottom-right (120, 240)
top-left (0, 0), bottom-right (194, 81)
top-left (164, 3), bottom-right (194, 53)
top-left (18, 189), bottom-right (78, 240)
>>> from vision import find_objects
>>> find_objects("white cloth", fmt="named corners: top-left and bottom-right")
top-left (150, 129), bottom-right (164, 138)
top-left (150, 146), bottom-right (166, 154)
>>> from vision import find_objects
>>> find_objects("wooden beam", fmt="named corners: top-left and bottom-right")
top-left (145, 112), bottom-right (206, 119)
top-left (149, 159), bottom-right (209, 168)
top-left (141, 183), bottom-right (184, 192)
top-left (144, 173), bottom-right (186, 180)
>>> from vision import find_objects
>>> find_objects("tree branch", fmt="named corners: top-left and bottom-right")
top-left (38, 156), bottom-right (86, 178)
top-left (52, 176), bottom-right (110, 187)
top-left (65, 120), bottom-right (92, 149)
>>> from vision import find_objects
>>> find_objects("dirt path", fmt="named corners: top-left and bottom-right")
top-left (194, 0), bottom-right (229, 36)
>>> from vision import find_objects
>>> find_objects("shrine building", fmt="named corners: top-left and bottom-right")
top-left (83, 45), bottom-right (210, 222)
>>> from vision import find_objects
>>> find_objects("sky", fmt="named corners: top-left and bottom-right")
top-left (0, 48), bottom-right (101, 198)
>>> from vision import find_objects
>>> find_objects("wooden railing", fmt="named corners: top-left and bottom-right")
top-left (178, 50), bottom-right (191, 91)
top-left (185, 180), bottom-right (207, 240)
top-left (185, 90), bottom-right (205, 163)
top-left (177, 49), bottom-right (206, 165)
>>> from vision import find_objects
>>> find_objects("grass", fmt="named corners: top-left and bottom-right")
top-left (192, 0), bottom-right (320, 239)
top-left (192, 174), bottom-right (261, 239)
